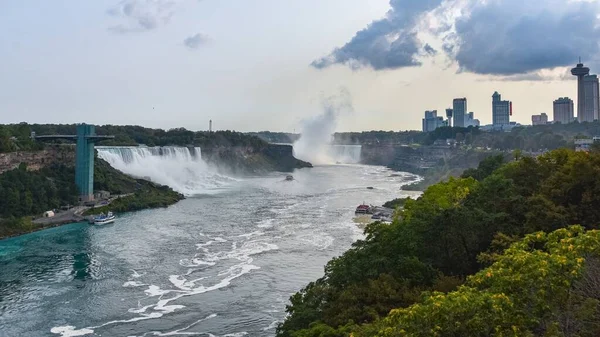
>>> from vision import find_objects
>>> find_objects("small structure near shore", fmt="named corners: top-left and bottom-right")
top-left (43, 210), bottom-right (55, 218)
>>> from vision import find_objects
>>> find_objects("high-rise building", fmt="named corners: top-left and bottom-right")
top-left (465, 112), bottom-right (480, 127)
top-left (532, 113), bottom-right (548, 125)
top-left (553, 97), bottom-right (575, 124)
top-left (445, 108), bottom-right (453, 127)
top-left (422, 110), bottom-right (446, 132)
top-left (572, 61), bottom-right (590, 120)
top-left (453, 98), bottom-right (467, 128)
top-left (492, 91), bottom-right (511, 127)
top-left (583, 75), bottom-right (599, 122)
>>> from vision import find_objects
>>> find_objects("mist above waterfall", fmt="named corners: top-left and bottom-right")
top-left (97, 147), bottom-right (236, 196)
top-left (293, 89), bottom-right (355, 165)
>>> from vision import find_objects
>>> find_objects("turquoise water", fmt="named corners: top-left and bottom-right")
top-left (0, 165), bottom-right (420, 337)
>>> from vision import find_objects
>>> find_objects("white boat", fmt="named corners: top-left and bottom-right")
top-left (92, 212), bottom-right (116, 225)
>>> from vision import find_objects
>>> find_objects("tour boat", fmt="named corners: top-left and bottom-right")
top-left (92, 212), bottom-right (116, 225)
top-left (355, 204), bottom-right (372, 214)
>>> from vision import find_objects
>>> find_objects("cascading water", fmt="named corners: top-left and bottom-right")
top-left (96, 146), bottom-right (236, 195)
top-left (292, 144), bottom-right (362, 165)
top-left (328, 145), bottom-right (362, 164)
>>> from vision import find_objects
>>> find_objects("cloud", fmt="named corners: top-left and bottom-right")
top-left (315, 0), bottom-right (600, 78)
top-left (184, 33), bottom-right (210, 50)
top-left (311, 0), bottom-right (444, 70)
top-left (107, 0), bottom-right (178, 33)
top-left (446, 0), bottom-right (600, 75)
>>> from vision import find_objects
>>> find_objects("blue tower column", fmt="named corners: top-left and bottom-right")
top-left (75, 124), bottom-right (96, 202)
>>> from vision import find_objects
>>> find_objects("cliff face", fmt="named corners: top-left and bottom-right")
top-left (361, 145), bottom-right (454, 174)
top-left (0, 146), bottom-right (75, 174)
top-left (202, 144), bottom-right (312, 175)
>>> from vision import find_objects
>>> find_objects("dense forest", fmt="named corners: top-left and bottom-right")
top-left (277, 149), bottom-right (600, 336)
top-left (0, 123), bottom-right (268, 153)
top-left (0, 157), bottom-right (183, 237)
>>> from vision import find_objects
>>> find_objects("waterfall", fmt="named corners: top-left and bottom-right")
top-left (96, 146), bottom-right (234, 196)
top-left (292, 144), bottom-right (362, 165)
top-left (328, 145), bottom-right (362, 164)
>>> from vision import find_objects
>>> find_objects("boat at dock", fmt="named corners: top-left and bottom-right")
top-left (90, 212), bottom-right (116, 225)
top-left (355, 204), bottom-right (372, 214)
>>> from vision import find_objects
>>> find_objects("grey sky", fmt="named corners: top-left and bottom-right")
top-left (0, 0), bottom-right (598, 132)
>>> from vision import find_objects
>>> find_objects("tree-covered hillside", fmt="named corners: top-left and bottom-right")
top-left (277, 149), bottom-right (600, 337)
top-left (0, 123), bottom-right (267, 153)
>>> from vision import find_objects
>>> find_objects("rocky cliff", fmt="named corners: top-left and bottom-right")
top-left (0, 146), bottom-right (75, 174)
top-left (360, 144), bottom-right (454, 174)
top-left (201, 143), bottom-right (312, 175)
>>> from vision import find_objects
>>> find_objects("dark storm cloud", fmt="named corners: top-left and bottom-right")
top-left (107, 0), bottom-right (178, 33)
top-left (311, 0), bottom-right (443, 70)
top-left (184, 33), bottom-right (210, 50)
top-left (315, 0), bottom-right (600, 77)
top-left (448, 0), bottom-right (600, 75)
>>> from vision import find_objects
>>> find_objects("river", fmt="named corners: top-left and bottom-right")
top-left (0, 164), bottom-right (420, 337)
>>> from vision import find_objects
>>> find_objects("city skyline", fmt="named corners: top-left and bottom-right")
top-left (1, 1), bottom-right (600, 132)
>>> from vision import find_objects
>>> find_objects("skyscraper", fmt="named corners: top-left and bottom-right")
top-left (422, 110), bottom-right (445, 132)
top-left (492, 91), bottom-right (511, 127)
top-left (445, 108), bottom-right (453, 127)
top-left (453, 98), bottom-right (467, 127)
top-left (571, 61), bottom-right (590, 121)
top-left (583, 75), bottom-right (599, 122)
top-left (553, 97), bottom-right (574, 124)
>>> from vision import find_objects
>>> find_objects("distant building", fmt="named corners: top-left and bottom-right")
top-left (43, 210), bottom-right (55, 218)
top-left (553, 97), bottom-right (575, 124)
top-left (532, 113), bottom-right (548, 125)
top-left (453, 98), bottom-right (467, 127)
top-left (445, 108), bottom-right (453, 127)
top-left (583, 75), bottom-right (600, 122)
top-left (422, 110), bottom-right (446, 132)
top-left (465, 112), bottom-right (480, 127)
top-left (575, 138), bottom-right (596, 152)
top-left (492, 91), bottom-right (511, 128)
top-left (572, 61), bottom-right (590, 121)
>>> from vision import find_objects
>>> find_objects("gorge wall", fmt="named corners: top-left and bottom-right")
top-left (0, 146), bottom-right (75, 174)
top-left (202, 143), bottom-right (312, 175)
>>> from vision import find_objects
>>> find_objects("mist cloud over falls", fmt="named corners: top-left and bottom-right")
top-left (293, 89), bottom-right (354, 165)
top-left (313, 0), bottom-right (600, 77)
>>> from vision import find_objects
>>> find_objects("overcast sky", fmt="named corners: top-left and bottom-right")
top-left (1, 0), bottom-right (599, 132)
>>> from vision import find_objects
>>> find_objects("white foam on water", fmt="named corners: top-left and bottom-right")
top-left (50, 326), bottom-right (94, 337)
top-left (256, 219), bottom-right (274, 228)
top-left (52, 235), bottom-right (278, 337)
top-left (262, 320), bottom-right (280, 331)
top-left (131, 313), bottom-right (218, 336)
top-left (297, 233), bottom-right (334, 250)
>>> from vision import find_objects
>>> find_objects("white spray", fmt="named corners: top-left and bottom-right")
top-left (293, 88), bottom-right (356, 165)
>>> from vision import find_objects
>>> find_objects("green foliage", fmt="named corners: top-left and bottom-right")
top-left (461, 154), bottom-right (505, 181)
top-left (382, 198), bottom-right (411, 209)
top-left (368, 227), bottom-right (600, 337)
top-left (278, 149), bottom-right (600, 337)
top-left (0, 123), bottom-right (268, 153)
top-left (84, 185), bottom-right (183, 216)
top-left (0, 164), bottom-right (78, 218)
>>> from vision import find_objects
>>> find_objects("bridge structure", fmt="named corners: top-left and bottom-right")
top-left (32, 124), bottom-right (114, 202)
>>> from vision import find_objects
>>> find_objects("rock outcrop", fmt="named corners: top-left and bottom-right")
top-left (0, 146), bottom-right (75, 174)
